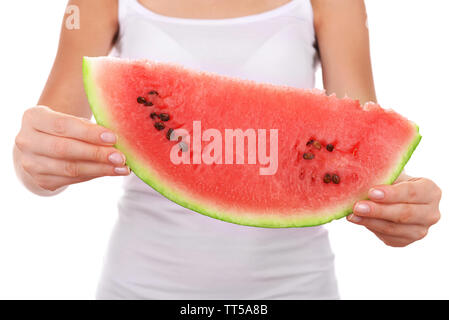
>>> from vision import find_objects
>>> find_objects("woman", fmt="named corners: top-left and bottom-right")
top-left (13, 0), bottom-right (441, 299)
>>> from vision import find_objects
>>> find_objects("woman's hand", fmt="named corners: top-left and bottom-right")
top-left (14, 105), bottom-right (130, 195)
top-left (347, 175), bottom-right (442, 247)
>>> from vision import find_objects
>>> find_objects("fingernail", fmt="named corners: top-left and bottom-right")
top-left (369, 188), bottom-right (385, 200)
top-left (348, 214), bottom-right (362, 223)
top-left (101, 132), bottom-right (116, 144)
top-left (108, 152), bottom-right (125, 165)
top-left (114, 167), bottom-right (130, 175)
top-left (354, 203), bottom-right (371, 214)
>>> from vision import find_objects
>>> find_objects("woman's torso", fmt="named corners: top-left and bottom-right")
top-left (97, 0), bottom-right (339, 299)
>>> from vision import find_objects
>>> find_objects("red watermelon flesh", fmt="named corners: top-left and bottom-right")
top-left (83, 57), bottom-right (421, 228)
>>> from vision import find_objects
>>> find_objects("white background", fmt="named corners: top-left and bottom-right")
top-left (0, 0), bottom-right (448, 299)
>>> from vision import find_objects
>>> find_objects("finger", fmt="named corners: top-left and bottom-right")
top-left (347, 214), bottom-right (428, 241)
top-left (367, 178), bottom-right (440, 204)
top-left (27, 106), bottom-right (117, 145)
top-left (27, 131), bottom-right (126, 165)
top-left (29, 155), bottom-right (130, 178)
top-left (352, 200), bottom-right (434, 225)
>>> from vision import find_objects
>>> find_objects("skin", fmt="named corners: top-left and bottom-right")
top-left (13, 0), bottom-right (441, 246)
top-left (311, 0), bottom-right (441, 247)
top-left (14, 0), bottom-right (124, 197)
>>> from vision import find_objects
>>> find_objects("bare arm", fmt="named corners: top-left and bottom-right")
top-left (39, 0), bottom-right (118, 117)
top-left (13, 0), bottom-right (129, 196)
top-left (312, 0), bottom-right (441, 247)
top-left (312, 0), bottom-right (376, 104)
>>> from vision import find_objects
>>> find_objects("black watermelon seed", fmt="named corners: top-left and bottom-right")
top-left (154, 122), bottom-right (165, 131)
top-left (306, 139), bottom-right (314, 146)
top-left (159, 113), bottom-right (170, 122)
top-left (149, 90), bottom-right (159, 95)
top-left (332, 174), bottom-right (340, 184)
top-left (326, 144), bottom-right (334, 152)
top-left (323, 173), bottom-right (332, 184)
top-left (303, 152), bottom-right (315, 160)
top-left (144, 101), bottom-right (154, 107)
top-left (150, 112), bottom-right (159, 120)
top-left (166, 128), bottom-right (174, 140)
top-left (137, 96), bottom-right (147, 104)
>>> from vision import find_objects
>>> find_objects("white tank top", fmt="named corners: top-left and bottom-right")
top-left (97, 0), bottom-right (339, 299)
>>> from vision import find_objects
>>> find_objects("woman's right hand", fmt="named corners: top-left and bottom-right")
top-left (14, 105), bottom-right (130, 194)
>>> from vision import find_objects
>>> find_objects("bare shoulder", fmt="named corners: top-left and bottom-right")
top-left (310, 0), bottom-right (367, 29)
top-left (67, 0), bottom-right (119, 28)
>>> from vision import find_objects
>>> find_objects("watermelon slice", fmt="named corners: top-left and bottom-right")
top-left (83, 57), bottom-right (421, 228)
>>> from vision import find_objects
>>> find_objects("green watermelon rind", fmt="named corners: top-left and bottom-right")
top-left (386, 124), bottom-right (422, 185)
top-left (82, 57), bottom-right (421, 228)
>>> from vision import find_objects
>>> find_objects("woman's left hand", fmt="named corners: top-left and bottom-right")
top-left (347, 174), bottom-right (442, 247)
